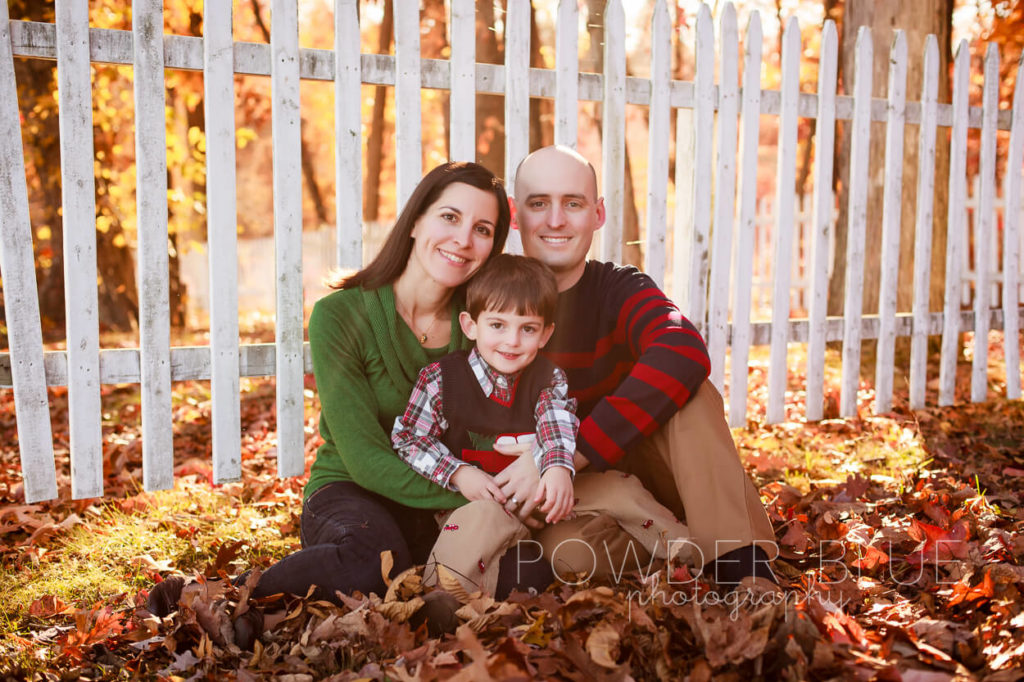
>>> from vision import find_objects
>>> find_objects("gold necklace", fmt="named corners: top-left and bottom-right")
top-left (398, 302), bottom-right (443, 345)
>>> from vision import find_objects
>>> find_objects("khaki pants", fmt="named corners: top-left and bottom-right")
top-left (425, 380), bottom-right (777, 595)
top-left (424, 471), bottom-right (693, 596)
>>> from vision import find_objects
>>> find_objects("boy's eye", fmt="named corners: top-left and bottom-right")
top-left (522, 325), bottom-right (538, 334)
top-left (489, 322), bottom-right (503, 330)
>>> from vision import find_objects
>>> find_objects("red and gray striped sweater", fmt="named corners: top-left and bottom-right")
top-left (542, 261), bottom-right (711, 470)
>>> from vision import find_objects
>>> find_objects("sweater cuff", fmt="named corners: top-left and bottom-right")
top-left (577, 439), bottom-right (613, 472)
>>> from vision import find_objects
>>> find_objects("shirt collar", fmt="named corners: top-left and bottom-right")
top-left (468, 347), bottom-right (521, 396)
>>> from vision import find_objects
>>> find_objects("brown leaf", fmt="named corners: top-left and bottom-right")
top-left (585, 622), bottom-right (622, 669)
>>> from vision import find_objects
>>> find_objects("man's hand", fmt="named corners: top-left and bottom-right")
top-left (573, 450), bottom-right (589, 471)
top-left (450, 465), bottom-right (506, 503)
top-left (534, 467), bottom-right (574, 523)
top-left (493, 442), bottom-right (543, 527)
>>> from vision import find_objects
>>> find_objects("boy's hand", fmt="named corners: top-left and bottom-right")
top-left (451, 465), bottom-right (506, 503)
top-left (534, 467), bottom-right (574, 524)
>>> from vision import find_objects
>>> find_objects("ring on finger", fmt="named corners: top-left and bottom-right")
top-left (510, 496), bottom-right (519, 508)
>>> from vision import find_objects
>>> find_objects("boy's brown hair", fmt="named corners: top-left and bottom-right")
top-left (465, 254), bottom-right (558, 325)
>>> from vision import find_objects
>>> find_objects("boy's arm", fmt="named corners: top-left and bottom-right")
top-left (391, 364), bottom-right (469, 491)
top-left (533, 366), bottom-right (578, 477)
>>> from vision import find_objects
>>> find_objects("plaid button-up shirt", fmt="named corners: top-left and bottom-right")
top-left (391, 348), bottom-right (578, 491)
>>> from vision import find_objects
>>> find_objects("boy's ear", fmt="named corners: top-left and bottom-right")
top-left (539, 323), bottom-right (555, 348)
top-left (458, 311), bottom-right (478, 340)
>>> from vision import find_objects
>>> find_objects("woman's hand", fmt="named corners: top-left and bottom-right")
top-left (450, 465), bottom-right (506, 503)
top-left (493, 443), bottom-right (542, 527)
top-left (534, 467), bottom-right (574, 524)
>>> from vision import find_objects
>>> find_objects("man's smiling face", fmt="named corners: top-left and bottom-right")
top-left (514, 147), bottom-right (605, 291)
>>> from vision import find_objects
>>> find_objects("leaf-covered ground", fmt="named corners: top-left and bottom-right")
top-left (1, 334), bottom-right (1023, 680)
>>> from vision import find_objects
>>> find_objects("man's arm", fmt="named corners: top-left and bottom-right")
top-left (576, 268), bottom-right (710, 470)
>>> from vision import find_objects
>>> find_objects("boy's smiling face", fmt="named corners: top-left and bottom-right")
top-left (459, 310), bottom-right (554, 375)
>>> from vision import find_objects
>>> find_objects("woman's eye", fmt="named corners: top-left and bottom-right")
top-left (442, 212), bottom-right (458, 222)
top-left (474, 224), bottom-right (493, 236)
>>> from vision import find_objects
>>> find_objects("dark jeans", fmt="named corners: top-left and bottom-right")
top-left (253, 480), bottom-right (551, 603)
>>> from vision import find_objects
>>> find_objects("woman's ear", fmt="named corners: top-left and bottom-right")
top-left (459, 311), bottom-right (478, 340)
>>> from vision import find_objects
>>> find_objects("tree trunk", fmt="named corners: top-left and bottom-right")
top-left (828, 0), bottom-right (953, 318)
top-left (364, 1), bottom-right (393, 222)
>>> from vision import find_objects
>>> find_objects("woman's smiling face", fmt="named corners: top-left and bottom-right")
top-left (407, 182), bottom-right (499, 289)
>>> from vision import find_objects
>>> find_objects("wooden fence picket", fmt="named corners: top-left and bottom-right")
top-left (804, 19), bottom-right (837, 422)
top-left (133, 0), bottom-right (174, 491)
top-left (448, 0), bottom-right (475, 163)
top-left (972, 44), bottom-right (999, 403)
top-left (555, 0), bottom-right (579, 148)
top-left (939, 41), bottom-right (971, 407)
top-left (874, 31), bottom-right (907, 414)
top-left (393, 0), bottom-right (421, 211)
top-left (706, 3), bottom-right (738, 393)
top-left (503, 0), bottom-right (530, 255)
top-left (0, 2), bottom-right (57, 503)
top-left (334, 0), bottom-right (362, 268)
top-left (839, 27), bottom-right (873, 419)
top-left (600, 0), bottom-right (626, 265)
top-left (767, 17), bottom-right (800, 424)
top-left (204, 0), bottom-right (242, 484)
top-left (727, 11), bottom-right (762, 427)
top-left (910, 36), bottom-right (940, 410)
top-left (56, 0), bottom-right (103, 498)
top-left (685, 4), bottom-right (714, 332)
top-left (271, 0), bottom-right (305, 478)
top-left (1004, 53), bottom-right (1024, 400)
top-left (644, 0), bottom-right (671, 289)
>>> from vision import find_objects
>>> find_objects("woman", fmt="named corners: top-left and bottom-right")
top-left (148, 163), bottom-right (550, 636)
top-left (250, 161), bottom-right (531, 603)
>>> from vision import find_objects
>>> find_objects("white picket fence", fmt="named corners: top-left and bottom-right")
top-left (1, 1), bottom-right (1023, 504)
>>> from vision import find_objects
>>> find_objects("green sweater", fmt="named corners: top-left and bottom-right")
top-left (304, 284), bottom-right (469, 509)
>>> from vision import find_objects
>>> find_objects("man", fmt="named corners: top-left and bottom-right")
top-left (495, 145), bottom-right (778, 588)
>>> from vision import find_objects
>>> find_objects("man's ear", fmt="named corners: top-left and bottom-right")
top-left (458, 311), bottom-right (478, 340)
top-left (593, 197), bottom-right (607, 232)
top-left (539, 323), bottom-right (555, 348)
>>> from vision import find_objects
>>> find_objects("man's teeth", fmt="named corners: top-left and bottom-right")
top-left (542, 236), bottom-right (570, 243)
top-left (439, 249), bottom-right (467, 263)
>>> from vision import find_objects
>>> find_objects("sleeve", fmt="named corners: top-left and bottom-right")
top-left (390, 364), bottom-right (468, 490)
top-left (308, 298), bottom-right (466, 508)
top-left (577, 270), bottom-right (711, 470)
top-left (533, 366), bottom-right (578, 477)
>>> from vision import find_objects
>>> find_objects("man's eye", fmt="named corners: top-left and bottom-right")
top-left (529, 200), bottom-right (546, 209)
top-left (566, 200), bottom-right (582, 209)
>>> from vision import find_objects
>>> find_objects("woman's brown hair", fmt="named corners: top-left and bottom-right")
top-left (329, 162), bottom-right (511, 290)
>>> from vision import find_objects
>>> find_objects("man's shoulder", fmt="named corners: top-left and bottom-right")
top-left (582, 260), bottom-right (663, 295)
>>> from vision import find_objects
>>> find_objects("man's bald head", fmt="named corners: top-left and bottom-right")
top-left (514, 145), bottom-right (599, 202)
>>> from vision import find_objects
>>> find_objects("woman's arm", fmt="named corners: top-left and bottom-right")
top-left (309, 298), bottom-right (466, 509)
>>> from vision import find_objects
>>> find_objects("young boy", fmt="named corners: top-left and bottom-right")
top-left (392, 254), bottom-right (694, 597)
